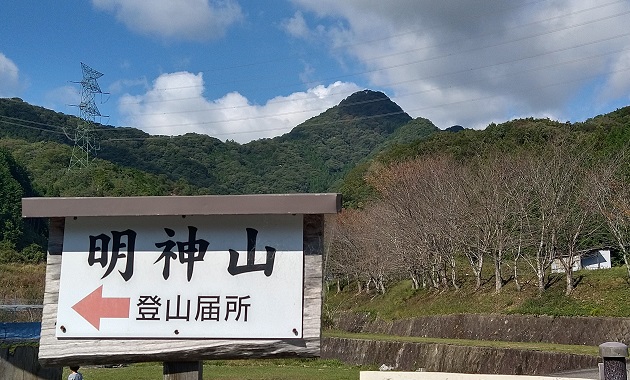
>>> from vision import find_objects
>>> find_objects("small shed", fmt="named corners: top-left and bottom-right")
top-left (551, 249), bottom-right (612, 273)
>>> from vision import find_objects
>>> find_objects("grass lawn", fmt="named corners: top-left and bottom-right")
top-left (0, 263), bottom-right (45, 302)
top-left (4, 263), bottom-right (629, 380)
top-left (61, 359), bottom-right (369, 380)
top-left (324, 267), bottom-right (630, 320)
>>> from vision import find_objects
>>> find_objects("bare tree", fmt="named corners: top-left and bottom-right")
top-left (506, 155), bottom-right (537, 292)
top-left (516, 151), bottom-right (562, 294)
top-left (514, 143), bottom-right (597, 294)
top-left (368, 161), bottom-right (434, 290)
top-left (589, 156), bottom-right (630, 278)
top-left (462, 154), bottom-right (526, 293)
top-left (329, 136), bottom-right (618, 297)
top-left (369, 155), bottom-right (468, 291)
top-left (329, 205), bottom-right (410, 295)
top-left (539, 145), bottom-right (601, 295)
top-left (327, 210), bottom-right (367, 293)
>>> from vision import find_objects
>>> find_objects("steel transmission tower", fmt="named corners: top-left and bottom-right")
top-left (66, 62), bottom-right (105, 170)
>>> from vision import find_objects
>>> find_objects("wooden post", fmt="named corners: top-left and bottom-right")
top-left (163, 361), bottom-right (203, 380)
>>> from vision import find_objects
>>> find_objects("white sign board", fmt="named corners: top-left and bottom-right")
top-left (57, 214), bottom-right (304, 339)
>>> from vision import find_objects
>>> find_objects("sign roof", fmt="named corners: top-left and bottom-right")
top-left (22, 193), bottom-right (341, 217)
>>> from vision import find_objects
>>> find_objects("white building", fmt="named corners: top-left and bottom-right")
top-left (551, 249), bottom-right (611, 273)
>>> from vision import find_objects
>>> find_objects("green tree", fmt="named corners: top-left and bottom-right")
top-left (0, 149), bottom-right (27, 245)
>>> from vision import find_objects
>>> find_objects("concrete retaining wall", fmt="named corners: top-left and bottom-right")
top-left (359, 371), bottom-right (588, 380)
top-left (0, 345), bottom-right (61, 380)
top-left (322, 337), bottom-right (599, 375)
top-left (333, 313), bottom-right (630, 346)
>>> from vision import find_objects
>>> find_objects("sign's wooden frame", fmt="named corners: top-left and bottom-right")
top-left (22, 194), bottom-right (341, 366)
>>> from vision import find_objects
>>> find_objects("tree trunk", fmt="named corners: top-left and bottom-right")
top-left (565, 267), bottom-right (574, 296)
top-left (514, 256), bottom-right (521, 292)
top-left (621, 245), bottom-right (630, 279)
top-left (410, 272), bottom-right (419, 290)
top-left (536, 244), bottom-right (546, 294)
top-left (440, 262), bottom-right (449, 289)
top-left (465, 250), bottom-right (484, 291)
top-left (430, 264), bottom-right (439, 289)
top-left (536, 259), bottom-right (545, 294)
top-left (494, 253), bottom-right (503, 293)
top-left (450, 257), bottom-right (459, 290)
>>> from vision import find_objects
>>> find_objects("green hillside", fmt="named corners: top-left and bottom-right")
top-left (0, 90), bottom-right (434, 195)
top-left (2, 92), bottom-right (630, 324)
top-left (0, 90), bottom-right (438, 261)
top-left (327, 106), bottom-right (630, 323)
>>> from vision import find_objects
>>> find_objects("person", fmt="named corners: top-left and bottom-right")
top-left (68, 366), bottom-right (83, 380)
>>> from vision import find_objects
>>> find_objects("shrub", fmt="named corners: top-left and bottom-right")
top-left (20, 243), bottom-right (45, 263)
top-left (0, 241), bottom-right (44, 263)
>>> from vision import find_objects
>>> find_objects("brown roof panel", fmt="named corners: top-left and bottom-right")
top-left (22, 194), bottom-right (342, 217)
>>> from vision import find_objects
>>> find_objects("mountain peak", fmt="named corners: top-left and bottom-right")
top-left (336, 90), bottom-right (410, 121)
top-left (445, 125), bottom-right (465, 133)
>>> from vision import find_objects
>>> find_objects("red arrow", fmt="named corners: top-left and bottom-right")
top-left (71, 285), bottom-right (130, 330)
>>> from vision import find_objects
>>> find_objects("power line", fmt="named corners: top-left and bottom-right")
top-left (109, 36), bottom-right (630, 130)
top-left (357, 0), bottom-right (628, 65)
top-left (106, 9), bottom-right (630, 135)
top-left (0, 115), bottom-right (66, 133)
top-left (103, 64), bottom-right (630, 140)
top-left (119, 0), bottom-right (627, 99)
top-left (0, 118), bottom-right (67, 135)
top-left (2, 4), bottom-right (630, 141)
top-left (141, 0), bottom-right (556, 82)
top-left (2, 57), bottom-right (630, 142)
top-left (126, 36), bottom-right (630, 119)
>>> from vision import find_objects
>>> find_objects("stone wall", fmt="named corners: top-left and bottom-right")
top-left (0, 345), bottom-right (61, 380)
top-left (321, 337), bottom-right (599, 375)
top-left (322, 313), bottom-right (623, 375)
top-left (333, 313), bottom-right (630, 346)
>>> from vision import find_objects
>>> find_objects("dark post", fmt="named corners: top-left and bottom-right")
top-left (163, 361), bottom-right (203, 380)
top-left (600, 342), bottom-right (628, 380)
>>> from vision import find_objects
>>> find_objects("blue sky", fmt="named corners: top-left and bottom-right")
top-left (1, 1), bottom-right (630, 143)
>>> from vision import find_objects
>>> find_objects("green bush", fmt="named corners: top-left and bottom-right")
top-left (0, 240), bottom-right (44, 263)
top-left (19, 243), bottom-right (45, 263)
top-left (0, 239), bottom-right (19, 263)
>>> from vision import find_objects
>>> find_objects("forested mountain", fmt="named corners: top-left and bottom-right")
top-left (329, 106), bottom-right (630, 298)
top-left (0, 90), bottom-right (436, 195)
top-left (0, 90), bottom-right (437, 259)
top-left (3, 89), bottom-right (630, 267)
top-left (0, 148), bottom-right (47, 261)
top-left (339, 107), bottom-right (630, 208)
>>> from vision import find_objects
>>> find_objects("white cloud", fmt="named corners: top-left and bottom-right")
top-left (0, 53), bottom-right (22, 97)
top-left (118, 71), bottom-right (361, 143)
top-left (282, 11), bottom-right (311, 39)
top-left (92, 0), bottom-right (243, 40)
top-left (43, 86), bottom-right (80, 114)
top-left (289, 0), bottom-right (630, 128)
top-left (600, 49), bottom-right (630, 102)
top-left (298, 62), bottom-right (316, 84)
top-left (108, 77), bottom-right (149, 95)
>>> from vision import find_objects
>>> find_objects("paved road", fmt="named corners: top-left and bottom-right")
top-left (553, 366), bottom-right (630, 379)
top-left (553, 368), bottom-right (600, 379)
